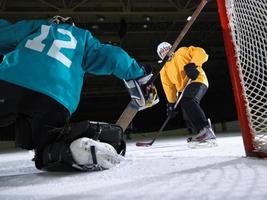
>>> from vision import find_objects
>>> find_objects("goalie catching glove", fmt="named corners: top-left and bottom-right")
top-left (124, 64), bottom-right (159, 110)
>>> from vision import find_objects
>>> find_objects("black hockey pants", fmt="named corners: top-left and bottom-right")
top-left (0, 80), bottom-right (126, 171)
top-left (180, 82), bottom-right (209, 133)
top-left (0, 80), bottom-right (70, 150)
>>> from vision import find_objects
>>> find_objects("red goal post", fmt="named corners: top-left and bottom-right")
top-left (217, 0), bottom-right (267, 157)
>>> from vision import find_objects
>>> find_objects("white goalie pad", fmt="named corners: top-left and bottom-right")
top-left (70, 137), bottom-right (124, 170)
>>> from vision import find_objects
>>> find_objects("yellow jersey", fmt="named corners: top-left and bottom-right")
top-left (160, 46), bottom-right (209, 103)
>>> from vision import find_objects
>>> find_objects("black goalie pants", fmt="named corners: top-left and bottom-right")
top-left (0, 80), bottom-right (70, 150)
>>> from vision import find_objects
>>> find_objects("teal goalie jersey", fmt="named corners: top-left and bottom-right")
top-left (0, 19), bottom-right (144, 114)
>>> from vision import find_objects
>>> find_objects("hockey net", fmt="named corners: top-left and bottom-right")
top-left (217, 0), bottom-right (267, 157)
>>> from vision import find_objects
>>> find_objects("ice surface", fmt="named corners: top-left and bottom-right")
top-left (1, 133), bottom-right (267, 200)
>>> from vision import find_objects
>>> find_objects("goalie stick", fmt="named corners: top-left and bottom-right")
top-left (136, 79), bottom-right (191, 147)
top-left (116, 99), bottom-right (140, 132)
top-left (116, 0), bottom-right (209, 132)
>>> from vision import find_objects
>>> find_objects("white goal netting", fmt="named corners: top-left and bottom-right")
top-left (225, 0), bottom-right (267, 152)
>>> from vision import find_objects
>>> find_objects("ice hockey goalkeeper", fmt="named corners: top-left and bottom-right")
top-left (0, 16), bottom-right (158, 171)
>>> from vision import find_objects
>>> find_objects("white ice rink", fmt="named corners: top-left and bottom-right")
top-left (1, 133), bottom-right (267, 200)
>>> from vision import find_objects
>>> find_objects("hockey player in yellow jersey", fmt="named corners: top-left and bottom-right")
top-left (157, 42), bottom-right (217, 147)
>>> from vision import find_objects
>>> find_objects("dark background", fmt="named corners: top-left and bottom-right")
top-left (0, 0), bottom-right (237, 133)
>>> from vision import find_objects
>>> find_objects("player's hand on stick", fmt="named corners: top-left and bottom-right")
top-left (184, 63), bottom-right (200, 80)
top-left (166, 103), bottom-right (177, 119)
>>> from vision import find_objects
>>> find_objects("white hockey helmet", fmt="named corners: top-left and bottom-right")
top-left (157, 42), bottom-right (172, 60)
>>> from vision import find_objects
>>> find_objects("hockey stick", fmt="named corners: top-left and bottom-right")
top-left (146, 0), bottom-right (209, 86)
top-left (135, 0), bottom-right (211, 146)
top-left (116, 0), bottom-right (209, 132)
top-left (136, 79), bottom-right (191, 147)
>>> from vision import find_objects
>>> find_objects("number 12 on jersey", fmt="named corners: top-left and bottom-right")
top-left (25, 25), bottom-right (77, 68)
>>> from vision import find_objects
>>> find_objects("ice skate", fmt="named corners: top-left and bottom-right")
top-left (187, 125), bottom-right (217, 148)
top-left (70, 137), bottom-right (124, 170)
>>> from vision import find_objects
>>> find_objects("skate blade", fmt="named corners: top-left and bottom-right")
top-left (187, 139), bottom-right (218, 149)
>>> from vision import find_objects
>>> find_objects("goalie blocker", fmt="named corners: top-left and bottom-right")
top-left (34, 120), bottom-right (126, 171)
top-left (124, 68), bottom-right (159, 111)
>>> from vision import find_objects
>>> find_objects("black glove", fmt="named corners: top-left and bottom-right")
top-left (166, 103), bottom-right (177, 119)
top-left (184, 63), bottom-right (200, 80)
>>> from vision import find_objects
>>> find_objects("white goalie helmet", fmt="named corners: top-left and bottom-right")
top-left (157, 42), bottom-right (172, 60)
top-left (50, 15), bottom-right (75, 26)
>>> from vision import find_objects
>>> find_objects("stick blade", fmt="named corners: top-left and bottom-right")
top-left (136, 141), bottom-right (153, 147)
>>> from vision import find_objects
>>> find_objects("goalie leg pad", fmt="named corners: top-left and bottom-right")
top-left (35, 138), bottom-right (122, 172)
top-left (86, 121), bottom-right (126, 156)
top-left (70, 137), bottom-right (124, 170)
top-left (52, 120), bottom-right (126, 156)
top-left (34, 141), bottom-right (77, 171)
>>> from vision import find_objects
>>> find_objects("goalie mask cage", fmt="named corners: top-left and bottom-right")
top-left (217, 0), bottom-right (267, 157)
